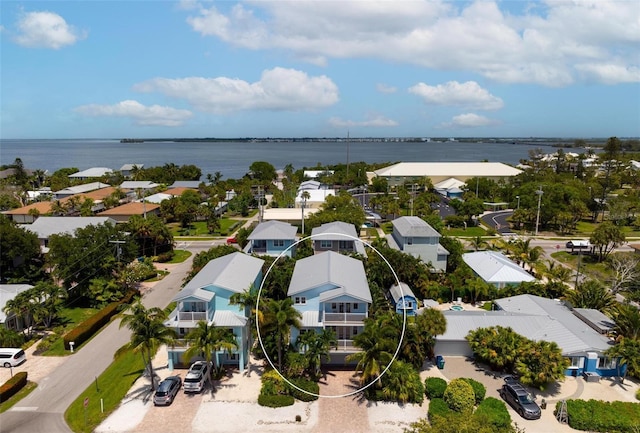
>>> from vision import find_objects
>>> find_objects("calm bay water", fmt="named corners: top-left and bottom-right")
top-left (0, 139), bottom-right (555, 180)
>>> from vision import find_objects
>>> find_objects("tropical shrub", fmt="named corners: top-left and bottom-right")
top-left (473, 397), bottom-right (511, 428)
top-left (377, 360), bottom-right (424, 404)
top-left (461, 377), bottom-right (486, 404)
top-left (424, 377), bottom-right (448, 399)
top-left (427, 398), bottom-right (452, 421)
top-left (636, 389), bottom-right (640, 401)
top-left (0, 372), bottom-right (28, 402)
top-left (287, 377), bottom-right (319, 402)
top-left (557, 399), bottom-right (640, 432)
top-left (257, 393), bottom-right (295, 408)
top-left (443, 378), bottom-right (475, 413)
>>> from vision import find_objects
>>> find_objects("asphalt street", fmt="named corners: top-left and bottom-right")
top-left (2, 242), bottom-right (212, 433)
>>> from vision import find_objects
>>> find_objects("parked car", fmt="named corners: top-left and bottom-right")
top-left (0, 348), bottom-right (27, 367)
top-left (500, 376), bottom-right (541, 420)
top-left (153, 376), bottom-right (182, 406)
top-left (226, 236), bottom-right (238, 244)
top-left (183, 361), bottom-right (210, 393)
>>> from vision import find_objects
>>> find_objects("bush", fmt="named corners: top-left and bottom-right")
top-left (636, 388), bottom-right (640, 401)
top-left (287, 377), bottom-right (319, 402)
top-left (257, 393), bottom-right (295, 408)
top-left (557, 399), bottom-right (640, 433)
top-left (461, 377), bottom-right (486, 404)
top-left (425, 377), bottom-right (448, 399)
top-left (155, 251), bottom-right (174, 263)
top-left (0, 372), bottom-right (28, 402)
top-left (260, 369), bottom-right (287, 396)
top-left (63, 291), bottom-right (137, 350)
top-left (443, 378), bottom-right (475, 413)
top-left (473, 397), bottom-right (511, 428)
top-left (427, 398), bottom-right (452, 421)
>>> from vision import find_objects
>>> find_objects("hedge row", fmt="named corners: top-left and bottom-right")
top-left (63, 291), bottom-right (137, 351)
top-left (474, 397), bottom-right (511, 428)
top-left (558, 399), bottom-right (640, 433)
top-left (287, 377), bottom-right (319, 402)
top-left (257, 393), bottom-right (295, 408)
top-left (0, 372), bottom-right (28, 403)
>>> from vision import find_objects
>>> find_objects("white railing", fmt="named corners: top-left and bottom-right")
top-left (178, 311), bottom-right (207, 321)
top-left (324, 313), bottom-right (366, 323)
top-left (333, 339), bottom-right (356, 351)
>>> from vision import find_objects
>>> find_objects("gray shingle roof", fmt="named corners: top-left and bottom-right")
top-left (174, 252), bottom-right (264, 302)
top-left (287, 251), bottom-right (372, 303)
top-left (462, 251), bottom-right (536, 284)
top-left (248, 220), bottom-right (297, 240)
top-left (23, 217), bottom-right (117, 238)
top-left (393, 216), bottom-right (440, 238)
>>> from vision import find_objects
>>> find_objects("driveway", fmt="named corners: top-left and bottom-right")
top-left (438, 356), bottom-right (640, 433)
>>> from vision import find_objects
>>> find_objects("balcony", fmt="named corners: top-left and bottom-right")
top-left (177, 311), bottom-right (208, 322)
top-left (332, 339), bottom-right (357, 352)
top-left (324, 312), bottom-right (366, 323)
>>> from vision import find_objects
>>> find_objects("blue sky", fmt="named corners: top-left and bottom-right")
top-left (1, 0), bottom-right (639, 139)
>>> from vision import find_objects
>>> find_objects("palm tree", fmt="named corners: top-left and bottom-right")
top-left (469, 236), bottom-right (488, 251)
top-left (183, 321), bottom-right (238, 390)
top-left (611, 303), bottom-right (640, 340)
top-left (347, 317), bottom-right (397, 387)
top-left (261, 298), bottom-right (302, 370)
top-left (296, 328), bottom-right (337, 379)
top-left (605, 337), bottom-right (640, 382)
top-left (564, 279), bottom-right (617, 314)
top-left (118, 300), bottom-right (175, 390)
top-left (229, 287), bottom-right (261, 340)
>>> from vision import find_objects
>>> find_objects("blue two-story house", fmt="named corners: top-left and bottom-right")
top-left (386, 216), bottom-right (448, 272)
top-left (388, 282), bottom-right (419, 316)
top-left (165, 252), bottom-right (265, 372)
top-left (287, 251), bottom-right (372, 364)
top-left (245, 220), bottom-right (298, 257)
top-left (311, 221), bottom-right (367, 256)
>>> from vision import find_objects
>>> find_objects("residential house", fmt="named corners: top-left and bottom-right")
top-left (287, 251), bottom-right (372, 363)
top-left (245, 220), bottom-right (298, 257)
top-left (388, 282), bottom-right (418, 316)
top-left (120, 181), bottom-right (160, 200)
top-left (433, 178), bottom-right (465, 199)
top-left (386, 216), bottom-right (449, 272)
top-left (169, 181), bottom-right (204, 189)
top-left (97, 202), bottom-right (160, 222)
top-left (295, 188), bottom-right (335, 209)
top-left (434, 294), bottom-right (621, 378)
top-left (68, 167), bottom-right (113, 180)
top-left (462, 251), bottom-right (536, 288)
top-left (0, 284), bottom-right (34, 331)
top-left (3, 201), bottom-right (54, 223)
top-left (119, 164), bottom-right (144, 179)
top-left (21, 216), bottom-right (117, 252)
top-left (53, 182), bottom-right (111, 200)
top-left (165, 252), bottom-right (265, 372)
top-left (311, 221), bottom-right (367, 256)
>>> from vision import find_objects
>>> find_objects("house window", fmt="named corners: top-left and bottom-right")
top-left (331, 303), bottom-right (337, 311)
top-left (569, 357), bottom-right (584, 368)
top-left (294, 296), bottom-right (306, 305)
top-left (273, 239), bottom-right (284, 247)
top-left (352, 327), bottom-right (358, 336)
top-left (407, 237), bottom-right (413, 245)
top-left (228, 353), bottom-right (238, 361)
top-left (353, 303), bottom-right (358, 310)
top-left (320, 240), bottom-right (332, 248)
top-left (597, 357), bottom-right (616, 369)
top-left (338, 240), bottom-right (350, 249)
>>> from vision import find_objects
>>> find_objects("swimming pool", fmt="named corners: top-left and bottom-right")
top-left (450, 305), bottom-right (464, 311)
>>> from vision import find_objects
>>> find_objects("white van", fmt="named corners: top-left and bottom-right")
top-left (0, 348), bottom-right (27, 367)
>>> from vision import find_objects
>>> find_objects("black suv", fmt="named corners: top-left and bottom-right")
top-left (499, 376), bottom-right (541, 420)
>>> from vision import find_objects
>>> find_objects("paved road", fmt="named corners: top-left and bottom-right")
top-left (3, 243), bottom-right (210, 433)
top-left (480, 210), bottom-right (514, 234)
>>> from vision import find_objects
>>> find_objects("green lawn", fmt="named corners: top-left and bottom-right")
top-left (65, 347), bottom-right (146, 433)
top-left (169, 218), bottom-right (246, 237)
top-left (39, 307), bottom-right (100, 356)
top-left (572, 221), bottom-right (640, 238)
top-left (550, 250), bottom-right (630, 282)
top-left (0, 382), bottom-right (37, 413)
top-left (166, 249), bottom-right (191, 263)
top-left (442, 227), bottom-right (487, 237)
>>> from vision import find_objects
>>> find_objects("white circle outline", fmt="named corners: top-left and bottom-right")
top-left (255, 231), bottom-right (406, 399)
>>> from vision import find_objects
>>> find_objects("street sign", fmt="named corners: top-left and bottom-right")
top-left (84, 397), bottom-right (89, 408)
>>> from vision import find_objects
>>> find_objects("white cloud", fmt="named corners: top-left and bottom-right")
top-left (575, 63), bottom-right (640, 85)
top-left (441, 113), bottom-right (499, 128)
top-left (328, 115), bottom-right (398, 128)
top-left (133, 67), bottom-right (339, 113)
top-left (376, 83), bottom-right (397, 94)
top-left (74, 100), bottom-right (193, 127)
top-left (409, 81), bottom-right (503, 110)
top-left (13, 11), bottom-right (85, 49)
top-left (184, 1), bottom-right (640, 86)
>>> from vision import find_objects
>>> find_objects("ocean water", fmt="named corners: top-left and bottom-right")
top-left (0, 139), bottom-right (556, 180)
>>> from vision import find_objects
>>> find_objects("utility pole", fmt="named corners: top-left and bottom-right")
top-left (109, 240), bottom-right (126, 263)
top-left (535, 186), bottom-right (543, 236)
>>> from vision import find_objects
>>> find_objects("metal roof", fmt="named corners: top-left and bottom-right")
top-left (68, 168), bottom-right (113, 178)
top-left (175, 252), bottom-right (265, 301)
top-left (388, 282), bottom-right (416, 303)
top-left (462, 251), bottom-right (536, 284)
top-left (212, 310), bottom-right (247, 327)
top-left (493, 294), bottom-right (613, 355)
top-left (0, 284), bottom-right (34, 323)
top-left (55, 182), bottom-right (111, 195)
top-left (572, 308), bottom-right (616, 334)
top-left (22, 217), bottom-right (117, 238)
top-left (393, 216), bottom-right (441, 238)
top-left (119, 181), bottom-right (160, 190)
top-left (287, 251), bottom-right (372, 303)
top-left (311, 221), bottom-right (358, 239)
top-left (301, 311), bottom-right (323, 328)
top-left (119, 164), bottom-right (143, 171)
top-left (373, 162), bottom-right (522, 178)
top-left (248, 220), bottom-right (297, 240)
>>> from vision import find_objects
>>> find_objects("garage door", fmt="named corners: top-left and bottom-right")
top-left (434, 341), bottom-right (473, 357)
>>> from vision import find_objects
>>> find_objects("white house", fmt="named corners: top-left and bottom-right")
top-left (462, 251), bottom-right (536, 288)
